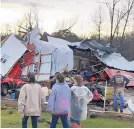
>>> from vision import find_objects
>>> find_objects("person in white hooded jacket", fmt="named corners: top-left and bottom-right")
top-left (70, 75), bottom-right (93, 128)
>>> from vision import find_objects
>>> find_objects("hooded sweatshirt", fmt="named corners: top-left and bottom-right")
top-left (46, 82), bottom-right (71, 115)
top-left (70, 85), bottom-right (93, 121)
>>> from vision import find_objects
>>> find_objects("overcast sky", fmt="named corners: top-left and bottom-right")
top-left (1, 0), bottom-right (133, 35)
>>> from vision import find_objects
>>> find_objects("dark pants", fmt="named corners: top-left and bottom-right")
top-left (22, 116), bottom-right (38, 128)
top-left (50, 114), bottom-right (69, 128)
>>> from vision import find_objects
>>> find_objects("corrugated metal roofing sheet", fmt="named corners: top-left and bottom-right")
top-left (104, 67), bottom-right (134, 86)
top-left (95, 53), bottom-right (134, 71)
top-left (70, 39), bottom-right (134, 71)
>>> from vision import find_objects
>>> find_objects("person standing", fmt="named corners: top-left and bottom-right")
top-left (70, 75), bottom-right (93, 128)
top-left (49, 72), bottom-right (60, 89)
top-left (47, 73), bottom-right (71, 128)
top-left (18, 72), bottom-right (45, 128)
top-left (111, 71), bottom-right (129, 113)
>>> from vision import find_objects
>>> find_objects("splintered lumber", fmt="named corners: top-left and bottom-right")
top-left (60, 64), bottom-right (68, 73)
top-left (41, 53), bottom-right (52, 56)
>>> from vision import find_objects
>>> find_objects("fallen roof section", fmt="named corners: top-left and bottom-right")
top-left (104, 67), bottom-right (134, 86)
top-left (0, 34), bottom-right (27, 76)
top-left (25, 26), bottom-right (74, 77)
top-left (95, 53), bottom-right (134, 71)
top-left (70, 39), bottom-right (134, 71)
top-left (28, 27), bottom-right (134, 71)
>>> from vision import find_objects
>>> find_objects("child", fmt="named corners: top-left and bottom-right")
top-left (18, 72), bottom-right (45, 128)
top-left (70, 75), bottom-right (93, 128)
top-left (46, 73), bottom-right (71, 128)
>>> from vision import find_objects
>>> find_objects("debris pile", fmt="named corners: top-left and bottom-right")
top-left (1, 26), bottom-right (134, 97)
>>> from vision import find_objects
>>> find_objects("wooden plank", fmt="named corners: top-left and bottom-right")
top-left (88, 110), bottom-right (134, 121)
top-left (27, 65), bottom-right (30, 74)
top-left (41, 53), bottom-right (52, 56)
top-left (49, 65), bottom-right (68, 82)
top-left (105, 111), bottom-right (132, 116)
top-left (37, 52), bottom-right (41, 75)
top-left (60, 64), bottom-right (68, 73)
top-left (41, 62), bottom-right (51, 64)
top-left (38, 73), bottom-right (50, 75)
top-left (79, 57), bottom-right (81, 69)
top-left (89, 110), bottom-right (104, 113)
top-left (37, 80), bottom-right (50, 82)
top-left (73, 55), bottom-right (98, 63)
top-left (88, 110), bottom-right (133, 116)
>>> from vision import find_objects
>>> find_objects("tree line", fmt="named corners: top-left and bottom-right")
top-left (1, 0), bottom-right (134, 60)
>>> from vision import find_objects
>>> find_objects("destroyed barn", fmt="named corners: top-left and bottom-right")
top-left (1, 26), bottom-right (134, 96)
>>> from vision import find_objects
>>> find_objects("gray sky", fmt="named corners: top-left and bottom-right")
top-left (1, 0), bottom-right (133, 35)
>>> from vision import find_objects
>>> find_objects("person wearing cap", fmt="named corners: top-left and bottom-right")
top-left (111, 71), bottom-right (130, 113)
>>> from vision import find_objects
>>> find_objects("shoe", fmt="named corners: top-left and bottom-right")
top-left (71, 123), bottom-right (79, 128)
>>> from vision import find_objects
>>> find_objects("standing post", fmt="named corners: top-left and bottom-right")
top-left (103, 80), bottom-right (107, 112)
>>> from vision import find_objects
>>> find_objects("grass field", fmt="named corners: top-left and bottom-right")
top-left (1, 109), bottom-right (134, 128)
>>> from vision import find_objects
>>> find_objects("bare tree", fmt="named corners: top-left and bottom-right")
top-left (24, 9), bottom-right (34, 31)
top-left (31, 3), bottom-right (40, 26)
top-left (112, 9), bottom-right (128, 38)
top-left (92, 5), bottom-right (104, 41)
top-left (52, 17), bottom-right (79, 42)
top-left (1, 24), bottom-right (11, 35)
top-left (17, 3), bottom-right (41, 34)
top-left (16, 18), bottom-right (25, 35)
top-left (115, 10), bottom-right (120, 37)
top-left (105, 0), bottom-right (120, 44)
top-left (54, 17), bottom-right (79, 36)
top-left (55, 17), bottom-right (78, 31)
top-left (100, 0), bottom-right (129, 45)
top-left (121, 0), bottom-right (134, 42)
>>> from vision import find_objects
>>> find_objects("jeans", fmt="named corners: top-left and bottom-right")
top-left (113, 92), bottom-right (124, 112)
top-left (50, 114), bottom-right (69, 128)
top-left (70, 118), bottom-right (80, 125)
top-left (22, 116), bottom-right (38, 128)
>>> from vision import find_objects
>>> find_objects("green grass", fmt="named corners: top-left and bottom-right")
top-left (1, 110), bottom-right (134, 128)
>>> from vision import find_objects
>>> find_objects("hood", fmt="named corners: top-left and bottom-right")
top-left (71, 86), bottom-right (88, 99)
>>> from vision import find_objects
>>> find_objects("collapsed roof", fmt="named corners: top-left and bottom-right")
top-left (0, 34), bottom-right (27, 76)
top-left (69, 40), bottom-right (134, 71)
top-left (25, 26), bottom-right (74, 77)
